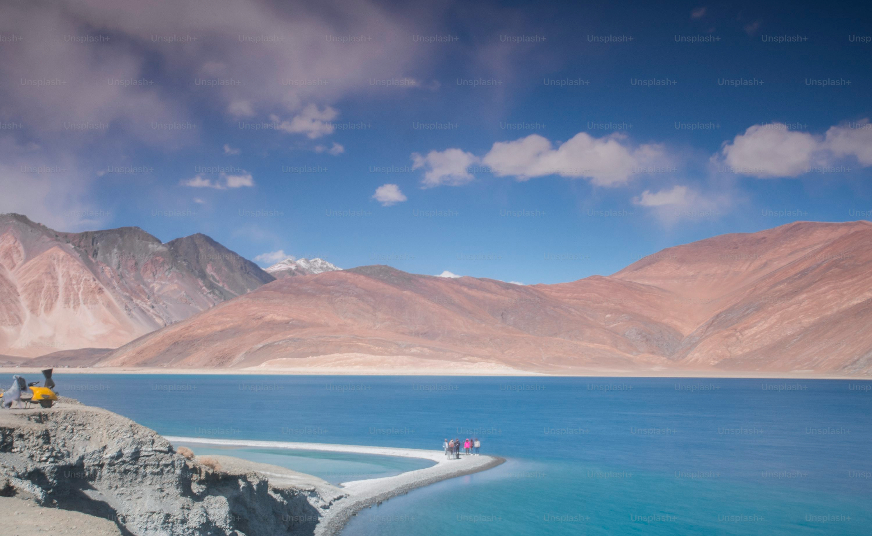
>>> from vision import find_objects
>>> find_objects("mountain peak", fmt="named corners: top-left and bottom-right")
top-left (265, 257), bottom-right (341, 278)
top-left (0, 214), bottom-right (275, 357)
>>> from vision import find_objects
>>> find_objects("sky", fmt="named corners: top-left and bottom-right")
top-left (1, 0), bottom-right (871, 284)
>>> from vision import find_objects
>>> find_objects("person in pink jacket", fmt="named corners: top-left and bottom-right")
top-left (464, 438), bottom-right (470, 455)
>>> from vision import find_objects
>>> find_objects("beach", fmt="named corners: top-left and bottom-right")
top-left (0, 364), bottom-right (867, 380)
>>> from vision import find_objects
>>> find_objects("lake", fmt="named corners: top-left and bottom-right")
top-left (54, 374), bottom-right (872, 535)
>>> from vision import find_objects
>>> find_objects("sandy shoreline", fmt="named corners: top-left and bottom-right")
top-left (0, 366), bottom-right (869, 380)
top-left (169, 437), bottom-right (505, 536)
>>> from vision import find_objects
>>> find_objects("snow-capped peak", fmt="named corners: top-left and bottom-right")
top-left (266, 257), bottom-right (341, 278)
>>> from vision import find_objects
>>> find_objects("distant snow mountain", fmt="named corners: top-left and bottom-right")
top-left (265, 257), bottom-right (341, 278)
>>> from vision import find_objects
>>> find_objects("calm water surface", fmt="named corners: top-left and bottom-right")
top-left (56, 375), bottom-right (872, 535)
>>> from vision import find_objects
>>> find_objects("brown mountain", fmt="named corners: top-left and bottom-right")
top-left (0, 214), bottom-right (274, 357)
top-left (99, 221), bottom-right (872, 376)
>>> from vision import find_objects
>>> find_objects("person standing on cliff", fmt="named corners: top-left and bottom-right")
top-left (443, 439), bottom-right (450, 459)
top-left (1, 375), bottom-right (24, 409)
top-left (474, 438), bottom-right (480, 455)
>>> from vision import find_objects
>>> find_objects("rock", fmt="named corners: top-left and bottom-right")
top-left (0, 400), bottom-right (343, 535)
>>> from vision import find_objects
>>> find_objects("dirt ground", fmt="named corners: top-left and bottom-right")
top-left (0, 496), bottom-right (122, 536)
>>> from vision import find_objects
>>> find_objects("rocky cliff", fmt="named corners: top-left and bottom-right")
top-left (0, 400), bottom-right (344, 535)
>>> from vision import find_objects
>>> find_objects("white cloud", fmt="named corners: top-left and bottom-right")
top-left (254, 250), bottom-right (289, 265)
top-left (480, 135), bottom-right (551, 178)
top-left (181, 172), bottom-right (254, 189)
top-left (633, 185), bottom-right (690, 207)
top-left (372, 183), bottom-right (407, 206)
top-left (719, 124), bottom-right (821, 178)
top-left (0, 0), bottom-right (426, 138)
top-left (0, 137), bottom-right (102, 231)
top-left (632, 184), bottom-right (730, 226)
top-left (412, 132), bottom-right (667, 188)
top-left (718, 119), bottom-right (872, 178)
top-left (228, 100), bottom-right (255, 118)
top-left (691, 7), bottom-right (707, 18)
top-left (436, 271), bottom-right (461, 278)
top-left (224, 144), bottom-right (241, 155)
top-left (193, 198), bottom-right (206, 205)
top-left (315, 142), bottom-right (344, 155)
top-left (825, 119), bottom-right (872, 166)
top-left (509, 281), bottom-right (524, 285)
top-left (0, 0), bottom-right (430, 225)
top-left (481, 132), bottom-right (666, 186)
top-left (412, 149), bottom-right (478, 188)
top-left (224, 173), bottom-right (254, 188)
top-left (272, 104), bottom-right (338, 139)
top-left (181, 175), bottom-right (220, 188)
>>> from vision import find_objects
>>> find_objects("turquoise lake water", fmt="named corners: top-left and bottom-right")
top-left (54, 374), bottom-right (872, 535)
top-left (171, 442), bottom-right (435, 484)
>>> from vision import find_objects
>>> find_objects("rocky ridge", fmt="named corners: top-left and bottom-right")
top-left (0, 213), bottom-right (274, 357)
top-left (0, 400), bottom-right (344, 535)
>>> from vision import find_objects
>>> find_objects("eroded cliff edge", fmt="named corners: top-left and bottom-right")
top-left (0, 399), bottom-right (345, 535)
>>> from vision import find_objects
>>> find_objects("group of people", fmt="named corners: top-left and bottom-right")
top-left (443, 437), bottom-right (480, 459)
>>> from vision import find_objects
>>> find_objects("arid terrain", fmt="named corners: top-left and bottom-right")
top-left (0, 214), bottom-right (273, 357)
top-left (102, 221), bottom-right (872, 376)
top-left (3, 215), bottom-right (872, 376)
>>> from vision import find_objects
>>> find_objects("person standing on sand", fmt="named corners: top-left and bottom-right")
top-left (464, 438), bottom-right (470, 455)
top-left (455, 438), bottom-right (460, 459)
top-left (443, 438), bottom-right (449, 459)
top-left (474, 438), bottom-right (480, 455)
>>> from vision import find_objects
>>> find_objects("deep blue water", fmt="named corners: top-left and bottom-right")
top-left (55, 374), bottom-right (872, 534)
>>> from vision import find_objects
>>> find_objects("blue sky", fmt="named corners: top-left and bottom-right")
top-left (1, 0), bottom-right (871, 284)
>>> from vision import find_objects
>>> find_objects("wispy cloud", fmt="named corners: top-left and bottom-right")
top-left (632, 184), bottom-right (733, 226)
top-left (181, 172), bottom-right (254, 189)
top-left (315, 142), bottom-right (345, 155)
top-left (633, 185), bottom-right (691, 207)
top-left (254, 250), bottom-right (289, 265)
top-left (271, 105), bottom-right (338, 139)
top-left (744, 20), bottom-right (762, 35)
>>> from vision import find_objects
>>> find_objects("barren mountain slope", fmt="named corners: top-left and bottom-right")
top-left (100, 221), bottom-right (872, 376)
top-left (99, 265), bottom-right (683, 372)
top-left (0, 214), bottom-right (273, 357)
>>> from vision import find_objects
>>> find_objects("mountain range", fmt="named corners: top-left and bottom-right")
top-left (3, 214), bottom-right (871, 376)
top-left (0, 214), bottom-right (273, 357)
top-left (102, 220), bottom-right (872, 376)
